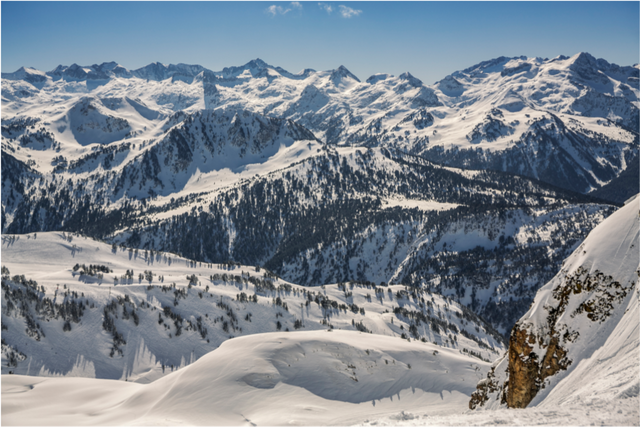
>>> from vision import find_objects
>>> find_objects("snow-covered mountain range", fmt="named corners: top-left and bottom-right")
top-left (1, 54), bottom-right (638, 425)
top-left (3, 53), bottom-right (638, 194)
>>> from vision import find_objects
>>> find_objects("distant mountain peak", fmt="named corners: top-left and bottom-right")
top-left (570, 51), bottom-right (598, 68)
top-left (246, 58), bottom-right (269, 69)
top-left (461, 56), bottom-right (527, 75)
top-left (366, 73), bottom-right (392, 84)
top-left (330, 65), bottom-right (360, 83)
top-left (399, 72), bottom-right (423, 86)
top-left (222, 58), bottom-right (285, 78)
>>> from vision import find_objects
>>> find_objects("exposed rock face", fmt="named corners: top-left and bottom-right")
top-left (505, 326), bottom-right (570, 408)
top-left (469, 197), bottom-right (639, 410)
top-left (505, 327), bottom-right (540, 408)
top-left (469, 324), bottom-right (571, 409)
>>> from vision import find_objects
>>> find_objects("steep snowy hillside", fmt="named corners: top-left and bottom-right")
top-left (470, 195), bottom-right (639, 410)
top-left (1, 232), bottom-right (504, 382)
top-left (390, 203), bottom-right (614, 334)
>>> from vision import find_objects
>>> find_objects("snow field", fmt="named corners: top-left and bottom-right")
top-left (3, 330), bottom-right (489, 426)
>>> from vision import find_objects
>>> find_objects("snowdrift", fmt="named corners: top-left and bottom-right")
top-left (2, 330), bottom-right (488, 426)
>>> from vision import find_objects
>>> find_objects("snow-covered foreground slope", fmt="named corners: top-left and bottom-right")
top-left (1, 232), bottom-right (504, 383)
top-left (470, 195), bottom-right (639, 415)
top-left (357, 398), bottom-right (639, 426)
top-left (2, 330), bottom-right (488, 426)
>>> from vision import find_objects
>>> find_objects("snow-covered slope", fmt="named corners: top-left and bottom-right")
top-left (2, 330), bottom-right (489, 426)
top-left (1, 232), bottom-right (504, 382)
top-left (470, 194), bottom-right (639, 410)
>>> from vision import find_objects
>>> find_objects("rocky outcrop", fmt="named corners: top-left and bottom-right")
top-left (505, 325), bottom-right (570, 408)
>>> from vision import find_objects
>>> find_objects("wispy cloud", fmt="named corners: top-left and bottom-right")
top-left (339, 5), bottom-right (362, 18)
top-left (318, 2), bottom-right (333, 14)
top-left (266, 2), bottom-right (302, 16)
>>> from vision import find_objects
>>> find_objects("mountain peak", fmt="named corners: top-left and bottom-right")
top-left (399, 72), bottom-right (423, 86)
top-left (221, 58), bottom-right (280, 78)
top-left (330, 65), bottom-right (360, 83)
top-left (460, 56), bottom-right (527, 75)
top-left (1, 66), bottom-right (47, 83)
top-left (49, 64), bottom-right (68, 74)
top-left (570, 51), bottom-right (597, 67)
top-left (366, 73), bottom-right (392, 84)
top-left (246, 58), bottom-right (269, 69)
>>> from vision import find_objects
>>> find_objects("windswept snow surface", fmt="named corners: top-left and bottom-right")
top-left (357, 398), bottom-right (639, 426)
top-left (2, 330), bottom-right (488, 426)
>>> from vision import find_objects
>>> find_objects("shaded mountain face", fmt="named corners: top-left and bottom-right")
top-left (588, 158), bottom-right (639, 204)
top-left (470, 195), bottom-right (639, 409)
top-left (1, 54), bottom-right (630, 336)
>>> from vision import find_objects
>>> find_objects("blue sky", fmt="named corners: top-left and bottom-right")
top-left (2, 1), bottom-right (638, 84)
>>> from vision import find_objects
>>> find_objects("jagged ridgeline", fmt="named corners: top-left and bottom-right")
top-left (3, 54), bottom-right (637, 197)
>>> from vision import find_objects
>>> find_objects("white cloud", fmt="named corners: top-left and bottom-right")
top-left (266, 2), bottom-right (302, 16)
top-left (339, 5), bottom-right (362, 18)
top-left (318, 2), bottom-right (333, 14)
